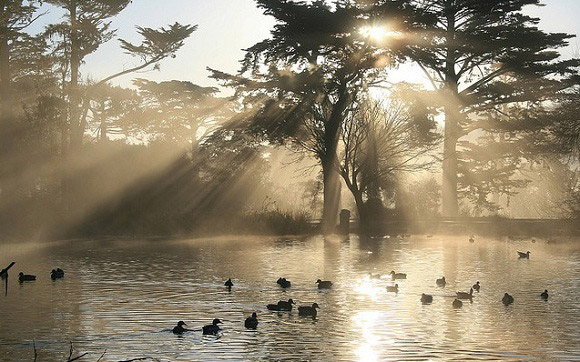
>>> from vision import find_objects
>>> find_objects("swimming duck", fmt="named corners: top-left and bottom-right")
top-left (456, 288), bottom-right (473, 299)
top-left (390, 271), bottom-right (406, 280)
top-left (267, 299), bottom-right (294, 311)
top-left (316, 279), bottom-right (332, 289)
top-left (277, 277), bottom-right (291, 288)
top-left (18, 272), bottom-right (36, 282)
top-left (421, 293), bottom-right (433, 304)
top-left (436, 277), bottom-right (446, 287)
top-left (202, 318), bottom-right (223, 335)
top-left (452, 299), bottom-right (463, 308)
top-left (51, 268), bottom-right (64, 280)
top-left (386, 284), bottom-right (399, 293)
top-left (472, 281), bottom-right (480, 292)
top-left (224, 278), bottom-right (233, 288)
top-left (517, 251), bottom-right (530, 259)
top-left (172, 321), bottom-right (188, 334)
top-left (502, 293), bottom-right (514, 305)
top-left (245, 312), bottom-right (259, 329)
top-left (298, 303), bottom-right (320, 317)
top-left (540, 290), bottom-right (549, 300)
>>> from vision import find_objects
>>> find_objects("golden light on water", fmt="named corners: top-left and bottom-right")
top-left (354, 276), bottom-right (382, 302)
top-left (352, 311), bottom-right (382, 362)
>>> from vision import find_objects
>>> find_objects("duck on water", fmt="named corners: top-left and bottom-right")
top-left (18, 272), bottom-right (36, 282)
top-left (316, 279), bottom-right (332, 289)
top-left (298, 303), bottom-right (320, 318)
top-left (517, 251), bottom-right (531, 259)
top-left (245, 312), bottom-right (259, 329)
top-left (456, 288), bottom-right (473, 299)
top-left (390, 271), bottom-right (406, 280)
top-left (172, 321), bottom-right (189, 334)
top-left (267, 299), bottom-right (295, 311)
top-left (51, 268), bottom-right (64, 280)
top-left (277, 277), bottom-right (291, 288)
top-left (202, 319), bottom-right (223, 335)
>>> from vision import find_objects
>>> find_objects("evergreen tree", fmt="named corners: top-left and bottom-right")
top-left (407, 0), bottom-right (578, 216)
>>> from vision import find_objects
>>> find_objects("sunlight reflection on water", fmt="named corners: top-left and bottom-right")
top-left (0, 235), bottom-right (579, 360)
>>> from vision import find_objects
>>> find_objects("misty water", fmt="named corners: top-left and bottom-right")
top-left (1, 235), bottom-right (579, 361)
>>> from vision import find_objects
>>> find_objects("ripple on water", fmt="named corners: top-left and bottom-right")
top-left (0, 235), bottom-right (579, 360)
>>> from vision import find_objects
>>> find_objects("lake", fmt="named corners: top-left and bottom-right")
top-left (1, 235), bottom-right (579, 361)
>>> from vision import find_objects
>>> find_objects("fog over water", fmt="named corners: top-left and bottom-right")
top-left (1, 235), bottom-right (579, 361)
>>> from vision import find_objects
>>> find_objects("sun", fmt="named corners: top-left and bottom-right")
top-left (359, 26), bottom-right (402, 42)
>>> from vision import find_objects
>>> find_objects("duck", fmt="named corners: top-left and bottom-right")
top-left (452, 299), bottom-right (463, 308)
top-left (245, 312), bottom-right (259, 329)
top-left (502, 293), bottom-right (514, 305)
top-left (298, 303), bottom-right (320, 317)
top-left (18, 272), bottom-right (36, 282)
top-left (224, 278), bottom-right (233, 288)
top-left (540, 290), bottom-right (549, 300)
top-left (316, 279), bottom-right (332, 289)
top-left (390, 271), bottom-right (406, 280)
top-left (472, 281), bottom-right (480, 292)
top-left (267, 299), bottom-right (294, 311)
top-left (202, 318), bottom-right (223, 335)
top-left (172, 321), bottom-right (188, 334)
top-left (386, 284), bottom-right (399, 293)
top-left (421, 293), bottom-right (433, 304)
top-left (277, 277), bottom-right (291, 288)
top-left (456, 288), bottom-right (473, 299)
top-left (436, 276), bottom-right (446, 287)
top-left (51, 268), bottom-right (64, 280)
top-left (517, 251), bottom-right (530, 259)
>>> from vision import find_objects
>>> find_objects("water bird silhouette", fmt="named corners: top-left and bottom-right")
top-left (517, 251), bottom-right (530, 259)
top-left (298, 303), bottom-right (319, 317)
top-left (452, 299), bottom-right (463, 308)
top-left (202, 318), bottom-right (223, 335)
top-left (18, 272), bottom-right (36, 282)
top-left (472, 281), bottom-right (480, 292)
top-left (277, 277), bottom-right (291, 288)
top-left (390, 271), bottom-right (406, 280)
top-left (316, 279), bottom-right (332, 289)
top-left (267, 299), bottom-right (294, 311)
top-left (51, 268), bottom-right (64, 280)
top-left (541, 290), bottom-right (549, 300)
top-left (456, 288), bottom-right (473, 299)
top-left (386, 284), bottom-right (399, 293)
top-left (224, 278), bottom-right (234, 288)
top-left (436, 277), bottom-right (446, 287)
top-left (502, 293), bottom-right (514, 305)
top-left (245, 312), bottom-right (259, 329)
top-left (172, 321), bottom-right (188, 334)
top-left (421, 293), bottom-right (433, 304)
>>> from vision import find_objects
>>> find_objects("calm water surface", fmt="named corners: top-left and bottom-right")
top-left (1, 235), bottom-right (579, 361)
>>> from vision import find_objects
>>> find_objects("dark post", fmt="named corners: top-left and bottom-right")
top-left (339, 209), bottom-right (350, 235)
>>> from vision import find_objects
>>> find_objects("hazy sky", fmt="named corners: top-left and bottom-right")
top-left (34, 0), bottom-right (580, 91)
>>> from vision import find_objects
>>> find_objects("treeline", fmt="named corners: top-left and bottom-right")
top-left (1, 1), bottom-right (579, 240)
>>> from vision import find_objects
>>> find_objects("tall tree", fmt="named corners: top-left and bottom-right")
top-left (211, 0), bottom-right (425, 232)
top-left (408, 0), bottom-right (578, 216)
top-left (44, 0), bottom-right (132, 148)
top-left (339, 95), bottom-right (438, 235)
